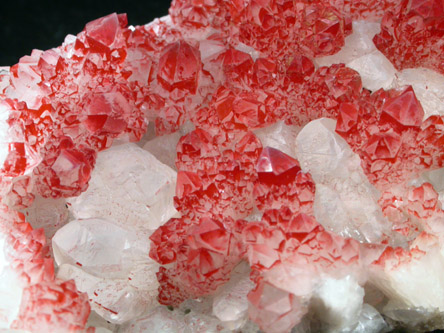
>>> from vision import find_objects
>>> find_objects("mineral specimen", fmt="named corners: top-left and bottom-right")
top-left (1, 0), bottom-right (444, 332)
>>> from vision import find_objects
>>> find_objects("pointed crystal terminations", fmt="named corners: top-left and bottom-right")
top-left (2, 0), bottom-right (444, 332)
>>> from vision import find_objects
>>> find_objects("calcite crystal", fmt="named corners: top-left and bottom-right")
top-left (2, 0), bottom-right (444, 332)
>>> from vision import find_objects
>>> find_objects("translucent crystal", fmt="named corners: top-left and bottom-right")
top-left (57, 263), bottom-right (152, 324)
top-left (22, 196), bottom-right (68, 238)
top-left (2, 1), bottom-right (444, 331)
top-left (53, 217), bottom-right (160, 324)
top-left (67, 143), bottom-right (177, 231)
top-left (315, 21), bottom-right (396, 91)
top-left (119, 303), bottom-right (228, 333)
top-left (53, 218), bottom-right (152, 279)
top-left (371, 234), bottom-right (444, 315)
top-left (296, 118), bottom-right (391, 243)
top-left (212, 263), bottom-right (253, 329)
top-left (347, 51), bottom-right (396, 91)
top-left (253, 121), bottom-right (300, 158)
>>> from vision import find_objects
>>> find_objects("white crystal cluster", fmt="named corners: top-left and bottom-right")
top-left (52, 143), bottom-right (177, 326)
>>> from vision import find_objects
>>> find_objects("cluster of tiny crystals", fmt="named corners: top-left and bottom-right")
top-left (2, 0), bottom-right (444, 332)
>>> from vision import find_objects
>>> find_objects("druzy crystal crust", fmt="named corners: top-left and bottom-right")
top-left (1, 0), bottom-right (444, 332)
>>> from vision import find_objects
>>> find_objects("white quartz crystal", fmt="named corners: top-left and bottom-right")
top-left (351, 304), bottom-right (387, 333)
top-left (118, 306), bottom-right (189, 333)
top-left (53, 218), bottom-right (152, 279)
top-left (142, 120), bottom-right (195, 171)
top-left (53, 218), bottom-right (160, 324)
top-left (296, 118), bottom-right (391, 243)
top-left (57, 263), bottom-right (156, 324)
top-left (347, 51), bottom-right (396, 91)
top-left (119, 303), bottom-right (230, 333)
top-left (417, 167), bottom-right (444, 206)
top-left (67, 143), bottom-right (178, 232)
top-left (371, 236), bottom-right (444, 319)
top-left (143, 131), bottom-right (182, 170)
top-left (86, 310), bottom-right (118, 333)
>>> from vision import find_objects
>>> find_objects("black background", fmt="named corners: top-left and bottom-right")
top-left (0, 0), bottom-right (172, 66)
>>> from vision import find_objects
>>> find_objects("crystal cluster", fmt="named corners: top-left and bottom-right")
top-left (1, 0), bottom-right (444, 332)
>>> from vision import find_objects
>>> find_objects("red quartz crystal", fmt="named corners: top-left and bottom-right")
top-left (335, 86), bottom-right (443, 190)
top-left (254, 147), bottom-right (316, 213)
top-left (374, 0), bottom-right (444, 75)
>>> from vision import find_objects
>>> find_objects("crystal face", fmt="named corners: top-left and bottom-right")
top-left (2, 1), bottom-right (444, 332)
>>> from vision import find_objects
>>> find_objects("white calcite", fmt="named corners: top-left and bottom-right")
top-left (22, 196), bottom-right (68, 238)
top-left (67, 143), bottom-right (178, 232)
top-left (57, 263), bottom-right (156, 324)
top-left (253, 121), bottom-right (300, 158)
top-left (53, 218), bottom-right (160, 324)
top-left (393, 68), bottom-right (444, 119)
top-left (312, 275), bottom-right (364, 332)
top-left (212, 263), bottom-right (253, 330)
top-left (295, 118), bottom-right (391, 243)
top-left (347, 51), bottom-right (396, 91)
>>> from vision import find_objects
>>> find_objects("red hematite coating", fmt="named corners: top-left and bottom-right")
top-left (374, 0), bottom-right (444, 75)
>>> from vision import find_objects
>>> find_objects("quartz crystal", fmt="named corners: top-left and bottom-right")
top-left (68, 143), bottom-right (177, 232)
top-left (2, 0), bottom-right (444, 332)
